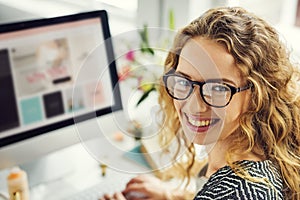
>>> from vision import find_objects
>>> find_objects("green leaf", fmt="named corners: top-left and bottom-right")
top-left (169, 9), bottom-right (175, 30)
top-left (139, 24), bottom-right (155, 55)
top-left (136, 86), bottom-right (156, 106)
top-left (141, 46), bottom-right (154, 55)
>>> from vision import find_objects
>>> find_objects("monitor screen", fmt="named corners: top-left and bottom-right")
top-left (0, 10), bottom-right (122, 148)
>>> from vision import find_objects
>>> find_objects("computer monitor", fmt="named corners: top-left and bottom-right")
top-left (0, 10), bottom-right (122, 178)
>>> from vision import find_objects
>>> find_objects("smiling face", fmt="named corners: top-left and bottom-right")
top-left (173, 37), bottom-right (251, 145)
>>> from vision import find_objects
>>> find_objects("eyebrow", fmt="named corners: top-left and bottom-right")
top-left (175, 70), bottom-right (238, 86)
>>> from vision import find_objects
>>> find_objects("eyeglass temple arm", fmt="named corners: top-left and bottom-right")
top-left (237, 82), bottom-right (253, 92)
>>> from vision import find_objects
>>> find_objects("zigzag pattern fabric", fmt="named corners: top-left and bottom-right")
top-left (194, 160), bottom-right (283, 200)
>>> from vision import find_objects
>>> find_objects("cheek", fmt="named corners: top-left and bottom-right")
top-left (226, 104), bottom-right (241, 121)
top-left (223, 93), bottom-right (250, 130)
top-left (224, 109), bottom-right (240, 130)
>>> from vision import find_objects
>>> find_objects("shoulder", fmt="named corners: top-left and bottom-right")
top-left (194, 160), bottom-right (284, 200)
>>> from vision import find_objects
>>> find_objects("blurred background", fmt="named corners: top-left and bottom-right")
top-left (0, 0), bottom-right (298, 43)
top-left (0, 0), bottom-right (299, 58)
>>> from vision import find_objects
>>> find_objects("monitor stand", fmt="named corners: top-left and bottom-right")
top-left (20, 150), bottom-right (74, 187)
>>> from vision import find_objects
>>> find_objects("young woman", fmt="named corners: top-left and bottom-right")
top-left (102, 6), bottom-right (300, 200)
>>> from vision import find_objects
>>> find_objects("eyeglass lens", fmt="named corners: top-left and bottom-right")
top-left (165, 75), bottom-right (231, 107)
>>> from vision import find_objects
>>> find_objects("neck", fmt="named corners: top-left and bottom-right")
top-left (204, 140), bottom-right (263, 178)
top-left (204, 141), bottom-right (227, 177)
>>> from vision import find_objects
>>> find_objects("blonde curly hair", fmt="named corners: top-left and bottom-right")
top-left (158, 7), bottom-right (300, 199)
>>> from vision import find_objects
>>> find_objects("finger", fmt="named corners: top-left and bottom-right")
top-left (113, 192), bottom-right (127, 200)
top-left (99, 193), bottom-right (111, 200)
top-left (126, 174), bottom-right (155, 187)
top-left (126, 178), bottom-right (144, 187)
top-left (123, 192), bottom-right (148, 200)
top-left (128, 197), bottom-right (149, 200)
top-left (123, 183), bottom-right (148, 194)
top-left (126, 176), bottom-right (146, 184)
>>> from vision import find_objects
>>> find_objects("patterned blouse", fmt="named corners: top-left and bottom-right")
top-left (194, 160), bottom-right (283, 200)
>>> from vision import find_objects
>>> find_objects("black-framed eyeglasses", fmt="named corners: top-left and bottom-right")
top-left (163, 68), bottom-right (252, 108)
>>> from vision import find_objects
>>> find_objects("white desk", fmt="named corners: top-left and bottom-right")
top-left (0, 137), bottom-right (149, 200)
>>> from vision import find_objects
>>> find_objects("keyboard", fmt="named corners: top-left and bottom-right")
top-left (63, 172), bottom-right (134, 200)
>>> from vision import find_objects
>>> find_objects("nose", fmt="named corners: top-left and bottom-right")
top-left (185, 87), bottom-right (209, 113)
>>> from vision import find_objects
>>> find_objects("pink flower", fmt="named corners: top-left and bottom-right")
top-left (118, 65), bottom-right (131, 81)
top-left (125, 50), bottom-right (135, 61)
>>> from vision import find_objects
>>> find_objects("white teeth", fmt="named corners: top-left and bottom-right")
top-left (188, 117), bottom-right (212, 127)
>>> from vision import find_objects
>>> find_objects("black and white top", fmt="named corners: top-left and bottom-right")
top-left (194, 160), bottom-right (283, 200)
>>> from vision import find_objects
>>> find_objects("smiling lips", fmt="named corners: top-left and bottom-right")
top-left (185, 114), bottom-right (219, 133)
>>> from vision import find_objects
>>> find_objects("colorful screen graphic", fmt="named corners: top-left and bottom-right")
top-left (0, 14), bottom-right (118, 142)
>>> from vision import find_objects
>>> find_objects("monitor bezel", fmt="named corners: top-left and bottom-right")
top-left (0, 10), bottom-right (122, 147)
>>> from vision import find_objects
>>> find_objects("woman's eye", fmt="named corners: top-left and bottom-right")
top-left (212, 84), bottom-right (230, 92)
top-left (176, 79), bottom-right (189, 86)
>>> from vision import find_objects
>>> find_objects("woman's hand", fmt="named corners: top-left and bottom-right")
top-left (100, 175), bottom-right (171, 200)
top-left (100, 174), bottom-right (190, 200)
top-left (122, 174), bottom-right (169, 199)
top-left (100, 192), bottom-right (126, 200)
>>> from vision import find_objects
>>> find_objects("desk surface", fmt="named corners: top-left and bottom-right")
top-left (0, 137), bottom-right (148, 200)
